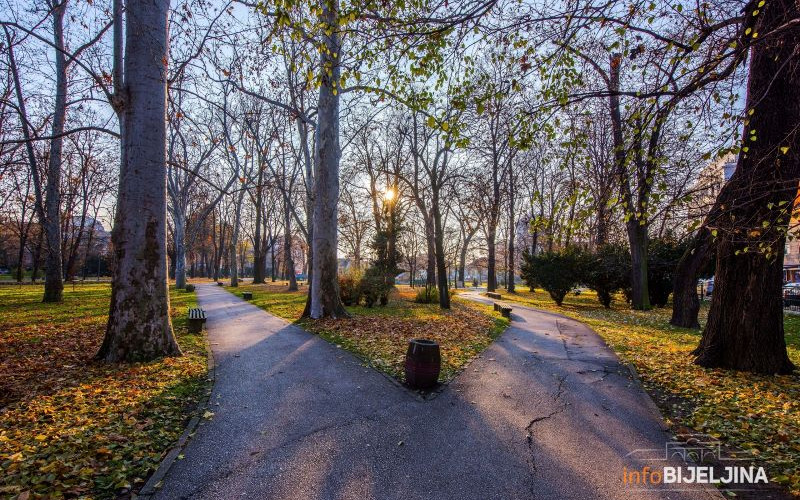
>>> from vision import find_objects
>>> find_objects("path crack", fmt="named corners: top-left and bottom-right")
top-left (555, 320), bottom-right (574, 360)
top-left (524, 373), bottom-right (569, 494)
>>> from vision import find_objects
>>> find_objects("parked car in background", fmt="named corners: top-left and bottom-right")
top-left (783, 283), bottom-right (800, 308)
top-left (697, 278), bottom-right (714, 297)
top-left (705, 278), bottom-right (714, 296)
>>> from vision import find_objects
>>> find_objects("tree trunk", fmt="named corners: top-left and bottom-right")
top-left (81, 214), bottom-right (98, 280)
top-left (458, 232), bottom-right (473, 285)
top-left (670, 228), bottom-right (714, 328)
top-left (308, 0), bottom-right (347, 318)
top-left (16, 232), bottom-right (28, 283)
top-left (284, 203), bottom-right (298, 291)
top-left (507, 180), bottom-right (516, 293)
top-left (693, 0), bottom-right (798, 374)
top-left (213, 216), bottom-right (225, 281)
top-left (608, 53), bottom-right (651, 310)
top-left (98, 0), bottom-right (180, 362)
top-left (695, 239), bottom-right (794, 374)
top-left (31, 231), bottom-right (43, 282)
top-left (229, 190), bottom-right (244, 287)
top-left (424, 218), bottom-right (436, 286)
top-left (432, 195), bottom-right (450, 309)
top-left (596, 203), bottom-right (608, 248)
top-left (64, 201), bottom-right (88, 281)
top-left (252, 171), bottom-right (265, 284)
top-left (487, 223), bottom-right (497, 292)
top-left (271, 237), bottom-right (277, 282)
top-left (174, 212), bottom-right (187, 289)
top-left (42, 1), bottom-right (68, 302)
top-left (627, 220), bottom-right (651, 310)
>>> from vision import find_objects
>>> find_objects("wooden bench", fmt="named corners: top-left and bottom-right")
top-left (187, 307), bottom-right (206, 333)
top-left (493, 302), bottom-right (513, 318)
top-left (242, 291), bottom-right (253, 300)
top-left (487, 291), bottom-right (503, 300)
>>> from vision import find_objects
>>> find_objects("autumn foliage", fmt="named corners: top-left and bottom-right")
top-left (0, 284), bottom-right (208, 498)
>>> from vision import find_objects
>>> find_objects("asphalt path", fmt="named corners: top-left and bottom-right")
top-left (153, 284), bottom-right (721, 500)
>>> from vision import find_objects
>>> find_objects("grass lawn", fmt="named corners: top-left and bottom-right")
top-left (0, 283), bottom-right (209, 499)
top-left (236, 282), bottom-right (509, 382)
top-left (494, 286), bottom-right (800, 496)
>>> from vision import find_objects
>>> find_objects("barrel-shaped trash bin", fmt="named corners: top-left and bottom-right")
top-left (404, 339), bottom-right (441, 389)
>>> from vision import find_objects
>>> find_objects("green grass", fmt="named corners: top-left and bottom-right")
top-left (236, 282), bottom-right (308, 320)
top-left (0, 270), bottom-right (33, 281)
top-left (236, 282), bottom-right (509, 382)
top-left (0, 283), bottom-right (209, 498)
top-left (498, 286), bottom-right (800, 496)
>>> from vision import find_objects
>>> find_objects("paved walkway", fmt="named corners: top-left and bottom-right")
top-left (154, 284), bottom-right (720, 500)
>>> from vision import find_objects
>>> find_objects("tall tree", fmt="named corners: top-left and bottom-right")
top-left (4, 2), bottom-right (68, 301)
top-left (98, 0), bottom-right (181, 361)
top-left (308, 0), bottom-right (347, 317)
top-left (692, 0), bottom-right (798, 374)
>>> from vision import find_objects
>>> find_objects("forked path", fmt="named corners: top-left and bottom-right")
top-left (154, 284), bottom-right (720, 500)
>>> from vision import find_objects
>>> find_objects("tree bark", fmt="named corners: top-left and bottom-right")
top-left (506, 175), bottom-right (516, 293)
top-left (252, 187), bottom-right (265, 284)
top-left (487, 223), bottom-right (497, 291)
top-left (98, 0), bottom-right (180, 362)
top-left (609, 53), bottom-right (651, 310)
top-left (670, 228), bottom-right (714, 328)
top-left (693, 0), bottom-right (798, 374)
top-left (284, 202), bottom-right (298, 291)
top-left (173, 211), bottom-right (187, 289)
top-left (308, 0), bottom-right (347, 318)
top-left (416, 215), bottom-right (435, 286)
top-left (626, 220), bottom-right (651, 310)
top-left (432, 193), bottom-right (450, 309)
top-left (16, 229), bottom-right (28, 283)
top-left (42, 1), bottom-right (68, 302)
top-left (458, 230), bottom-right (474, 285)
top-left (229, 188), bottom-right (245, 287)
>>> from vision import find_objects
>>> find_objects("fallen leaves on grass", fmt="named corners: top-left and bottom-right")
top-left (239, 283), bottom-right (508, 383)
top-left (0, 284), bottom-right (208, 499)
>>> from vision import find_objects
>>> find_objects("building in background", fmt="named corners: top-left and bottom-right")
top-left (691, 154), bottom-right (800, 282)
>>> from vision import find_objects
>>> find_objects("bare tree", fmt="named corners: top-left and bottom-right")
top-left (98, 0), bottom-right (181, 362)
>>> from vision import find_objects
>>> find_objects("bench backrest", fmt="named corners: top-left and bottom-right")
top-left (188, 308), bottom-right (206, 319)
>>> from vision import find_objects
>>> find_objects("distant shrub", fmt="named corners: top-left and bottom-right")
top-left (585, 244), bottom-right (631, 308)
top-left (521, 246), bottom-right (587, 305)
top-left (359, 266), bottom-right (391, 308)
top-left (415, 285), bottom-right (439, 304)
top-left (339, 268), bottom-right (363, 306)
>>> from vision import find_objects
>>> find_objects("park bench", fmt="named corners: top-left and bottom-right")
top-left (487, 291), bottom-right (503, 300)
top-left (493, 301), bottom-right (513, 318)
top-left (242, 291), bottom-right (253, 300)
top-left (187, 307), bottom-right (207, 333)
